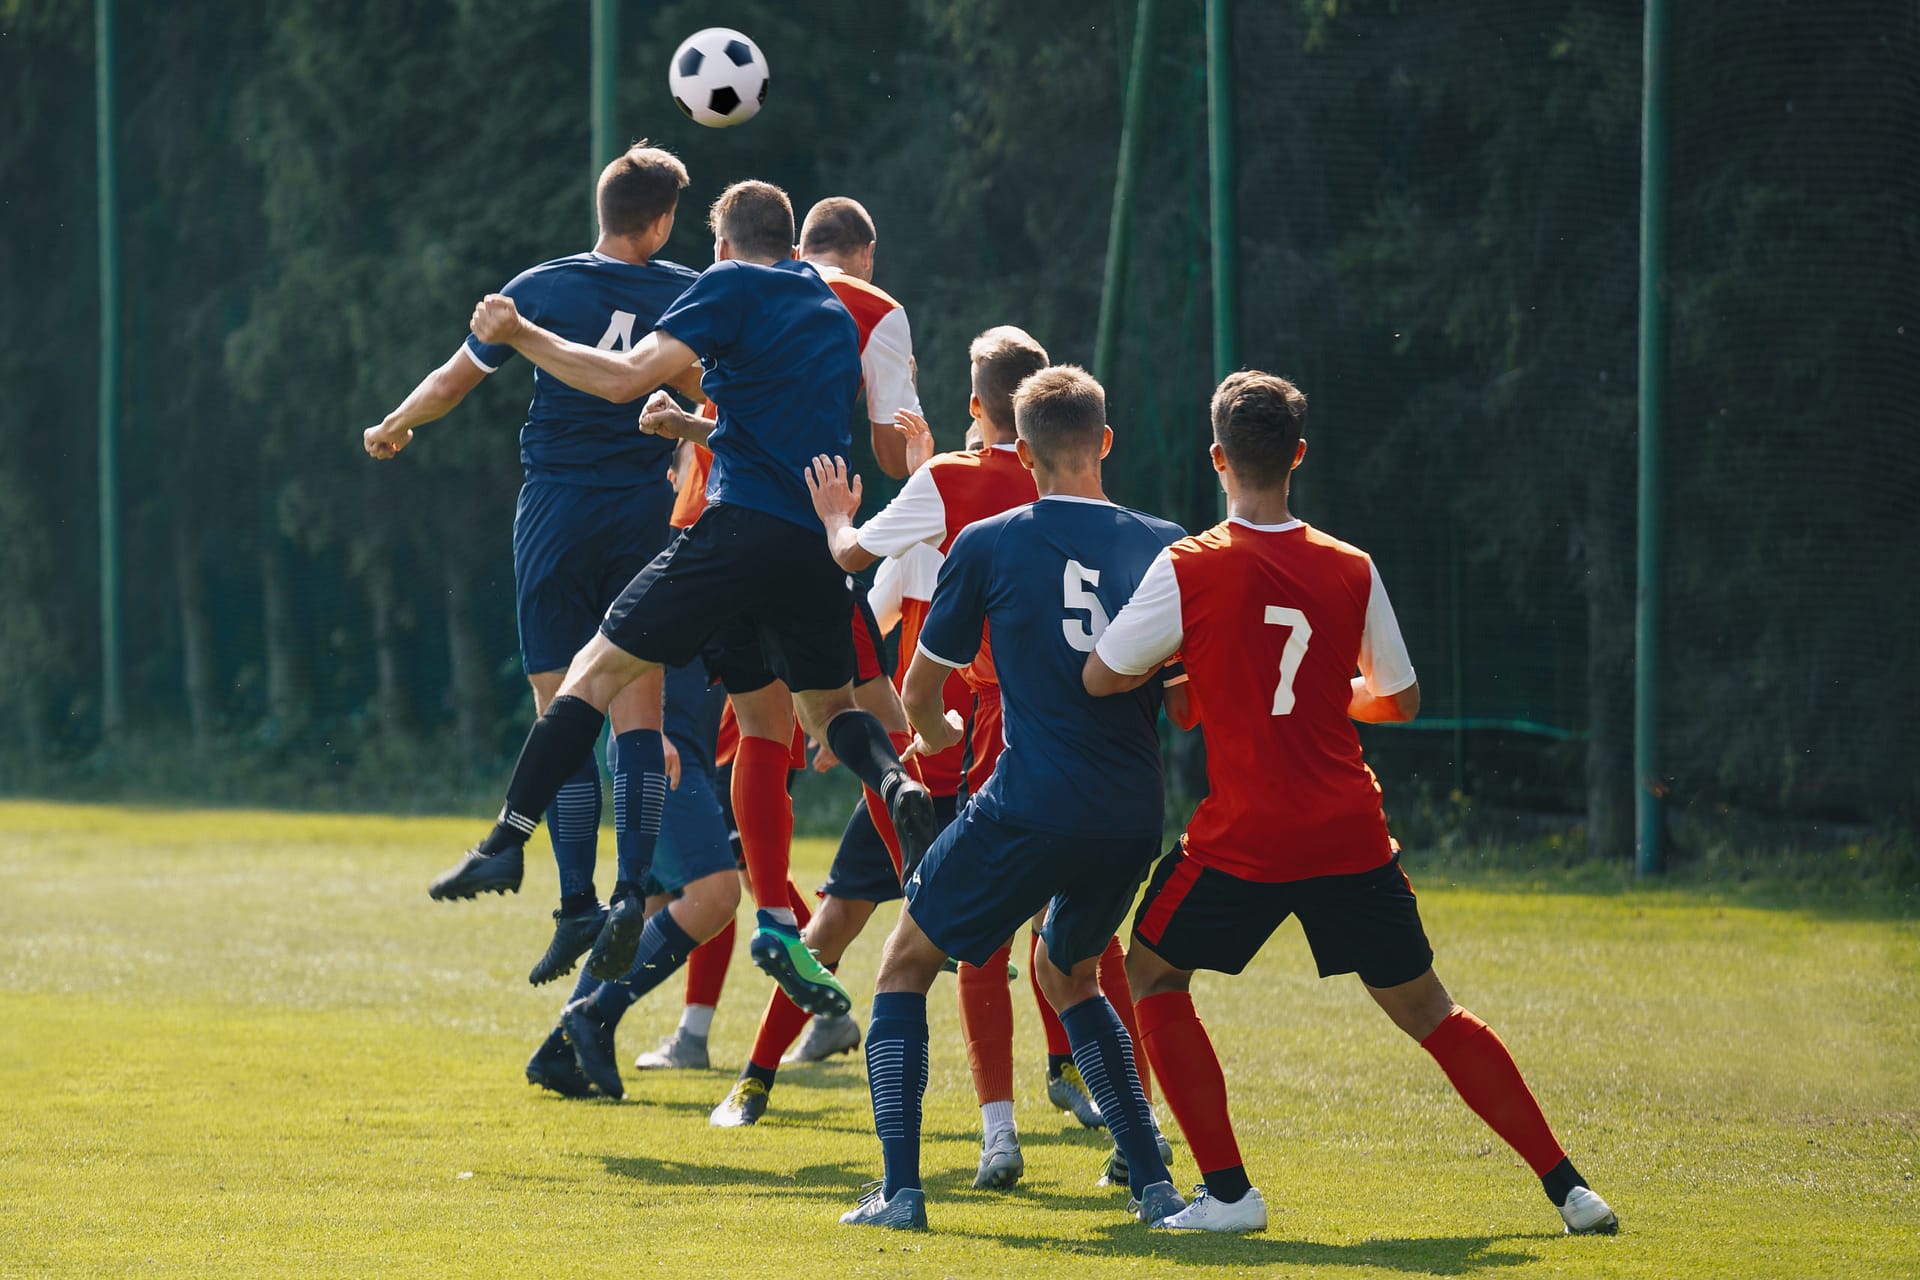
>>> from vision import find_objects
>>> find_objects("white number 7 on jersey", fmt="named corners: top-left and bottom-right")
top-left (1264, 605), bottom-right (1312, 715)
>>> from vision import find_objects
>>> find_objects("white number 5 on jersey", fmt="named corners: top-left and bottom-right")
top-left (1264, 605), bottom-right (1312, 714)
top-left (1062, 559), bottom-right (1109, 652)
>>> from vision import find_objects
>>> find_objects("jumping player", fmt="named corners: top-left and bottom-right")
top-left (838, 365), bottom-right (1187, 1231)
top-left (367, 144), bottom-right (701, 987)
top-left (448, 180), bottom-right (936, 1021)
top-left (1084, 371), bottom-right (1619, 1236)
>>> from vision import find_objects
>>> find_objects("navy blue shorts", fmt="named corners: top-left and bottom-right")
top-left (601, 502), bottom-right (855, 695)
top-left (818, 791), bottom-right (960, 904)
top-left (513, 478), bottom-right (675, 675)
top-left (1132, 851), bottom-right (1433, 988)
top-left (904, 804), bottom-right (1159, 973)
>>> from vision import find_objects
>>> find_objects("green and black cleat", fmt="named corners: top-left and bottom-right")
top-left (429, 843), bottom-right (524, 901)
top-left (749, 925), bottom-right (852, 1017)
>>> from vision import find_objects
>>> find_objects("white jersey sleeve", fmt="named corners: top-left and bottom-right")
top-left (860, 305), bottom-right (921, 425)
top-left (1093, 548), bottom-right (1184, 676)
top-left (1358, 560), bottom-right (1418, 696)
top-left (855, 464), bottom-right (947, 558)
top-left (868, 556), bottom-right (906, 637)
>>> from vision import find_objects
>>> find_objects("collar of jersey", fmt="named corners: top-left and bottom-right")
top-left (1036, 494), bottom-right (1113, 506)
top-left (989, 442), bottom-right (1018, 453)
top-left (1228, 515), bottom-right (1305, 533)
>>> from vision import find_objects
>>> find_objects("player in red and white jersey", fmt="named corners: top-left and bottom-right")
top-left (1085, 372), bottom-right (1617, 1236)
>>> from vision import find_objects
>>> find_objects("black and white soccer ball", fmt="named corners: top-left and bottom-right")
top-left (668, 28), bottom-right (769, 129)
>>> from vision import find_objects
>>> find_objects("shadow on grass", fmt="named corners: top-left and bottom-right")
top-left (600, 1151), bottom-right (867, 1196)
top-left (955, 1222), bottom-right (1536, 1273)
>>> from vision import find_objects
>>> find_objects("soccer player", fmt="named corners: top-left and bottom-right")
top-left (836, 365), bottom-right (1188, 1231)
top-left (1084, 371), bottom-right (1619, 1236)
top-left (366, 144), bottom-right (702, 986)
top-left (524, 658), bottom-right (741, 1100)
top-left (451, 179), bottom-right (935, 1021)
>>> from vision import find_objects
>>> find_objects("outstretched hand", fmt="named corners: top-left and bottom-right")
top-left (893, 409), bottom-right (937, 475)
top-left (470, 294), bottom-right (523, 345)
top-left (805, 455), bottom-right (863, 525)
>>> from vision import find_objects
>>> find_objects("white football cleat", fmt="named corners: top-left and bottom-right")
top-left (1560, 1185), bottom-right (1620, 1235)
top-left (1154, 1186), bottom-right (1268, 1233)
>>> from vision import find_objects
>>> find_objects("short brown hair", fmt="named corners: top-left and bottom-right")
top-left (798, 197), bottom-right (876, 256)
top-left (709, 180), bottom-right (795, 260)
top-left (1211, 370), bottom-right (1307, 488)
top-left (597, 142), bottom-right (688, 237)
top-left (969, 326), bottom-right (1050, 432)
top-left (1013, 365), bottom-right (1107, 469)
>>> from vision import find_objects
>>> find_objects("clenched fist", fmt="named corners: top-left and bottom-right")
top-left (470, 294), bottom-right (523, 345)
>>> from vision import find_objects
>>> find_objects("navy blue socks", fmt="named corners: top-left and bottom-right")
top-left (612, 728), bottom-right (668, 892)
top-left (549, 756), bottom-right (601, 905)
top-left (574, 908), bottom-right (700, 1027)
top-left (865, 991), bottom-right (931, 1197)
top-left (1060, 995), bottom-right (1168, 1195)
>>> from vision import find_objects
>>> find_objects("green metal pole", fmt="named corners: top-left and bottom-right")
top-left (96, 0), bottom-right (123, 740)
top-left (1205, 0), bottom-right (1238, 385)
top-left (590, 0), bottom-right (619, 235)
top-left (1093, 0), bottom-right (1157, 388)
top-left (1634, 0), bottom-right (1669, 875)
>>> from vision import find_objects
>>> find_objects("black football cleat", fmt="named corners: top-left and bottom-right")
top-left (560, 999), bottom-right (624, 1100)
top-left (526, 1027), bottom-right (595, 1099)
top-left (529, 903), bottom-right (608, 986)
top-left (886, 775), bottom-right (939, 882)
top-left (429, 843), bottom-right (524, 901)
top-left (584, 894), bottom-right (648, 982)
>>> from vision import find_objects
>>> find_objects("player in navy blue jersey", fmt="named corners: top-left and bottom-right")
top-left (366, 144), bottom-right (717, 989)
top-left (452, 180), bottom-right (936, 1021)
top-left (826, 365), bottom-right (1188, 1232)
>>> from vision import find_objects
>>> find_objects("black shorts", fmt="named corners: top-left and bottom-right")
top-left (818, 791), bottom-right (960, 903)
top-left (907, 805), bottom-right (1158, 973)
top-left (600, 502), bottom-right (856, 695)
top-left (1132, 851), bottom-right (1434, 989)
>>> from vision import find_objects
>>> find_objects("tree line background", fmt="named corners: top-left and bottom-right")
top-left (2, 0), bottom-right (1914, 872)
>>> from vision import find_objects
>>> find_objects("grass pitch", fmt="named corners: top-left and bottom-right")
top-left (1, 801), bottom-right (1915, 1278)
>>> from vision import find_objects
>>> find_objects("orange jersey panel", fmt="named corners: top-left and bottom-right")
top-left (1172, 522), bottom-right (1396, 882)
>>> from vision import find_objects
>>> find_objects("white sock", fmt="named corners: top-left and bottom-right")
top-left (679, 1004), bottom-right (715, 1038)
top-left (981, 1100), bottom-right (1016, 1145)
top-left (760, 906), bottom-right (798, 928)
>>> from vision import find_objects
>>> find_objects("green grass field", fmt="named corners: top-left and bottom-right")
top-left (1, 801), bottom-right (1915, 1278)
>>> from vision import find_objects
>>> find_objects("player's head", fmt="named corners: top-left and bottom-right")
top-left (799, 197), bottom-right (877, 281)
top-left (596, 142), bottom-right (688, 247)
top-left (968, 326), bottom-right (1050, 440)
top-left (1209, 370), bottom-right (1308, 491)
top-left (1013, 365), bottom-right (1112, 477)
top-left (964, 422), bottom-right (985, 451)
top-left (709, 180), bottom-right (797, 264)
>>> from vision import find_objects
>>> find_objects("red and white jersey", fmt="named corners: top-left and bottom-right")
top-left (671, 267), bottom-right (919, 530)
top-left (869, 542), bottom-right (1005, 797)
top-left (1095, 517), bottom-right (1417, 883)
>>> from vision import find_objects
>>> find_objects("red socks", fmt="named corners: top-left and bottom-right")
top-left (749, 984), bottom-right (815, 1073)
top-left (862, 732), bottom-right (922, 880)
top-left (958, 941), bottom-right (1015, 1104)
top-left (1098, 935), bottom-right (1151, 1102)
top-left (732, 735), bottom-right (795, 911)
top-left (1136, 991), bottom-right (1243, 1177)
top-left (1029, 929), bottom-right (1070, 1056)
top-left (1420, 1007), bottom-right (1567, 1176)
top-left (683, 918), bottom-right (734, 1008)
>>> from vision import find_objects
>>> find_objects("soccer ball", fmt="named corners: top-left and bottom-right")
top-left (668, 28), bottom-right (769, 129)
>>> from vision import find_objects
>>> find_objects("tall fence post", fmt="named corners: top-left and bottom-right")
top-left (96, 0), bottom-right (123, 741)
top-left (1635, 0), bottom-right (1670, 875)
top-left (590, 0), bottom-right (619, 235)
top-left (1205, 0), bottom-right (1238, 386)
top-left (1093, 0), bottom-right (1157, 388)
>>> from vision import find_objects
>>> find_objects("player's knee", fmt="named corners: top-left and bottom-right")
top-left (1124, 944), bottom-right (1189, 1000)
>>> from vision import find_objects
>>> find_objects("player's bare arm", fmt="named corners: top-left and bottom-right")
top-left (1348, 677), bottom-right (1420, 723)
top-left (805, 455), bottom-right (879, 573)
top-left (1082, 650), bottom-right (1156, 697)
top-left (470, 294), bottom-right (698, 404)
top-left (899, 652), bottom-right (964, 756)
top-left (364, 347), bottom-right (489, 459)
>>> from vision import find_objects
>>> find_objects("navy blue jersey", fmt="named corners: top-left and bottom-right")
top-left (465, 251), bottom-right (701, 487)
top-left (917, 495), bottom-right (1186, 838)
top-left (655, 259), bottom-right (862, 530)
